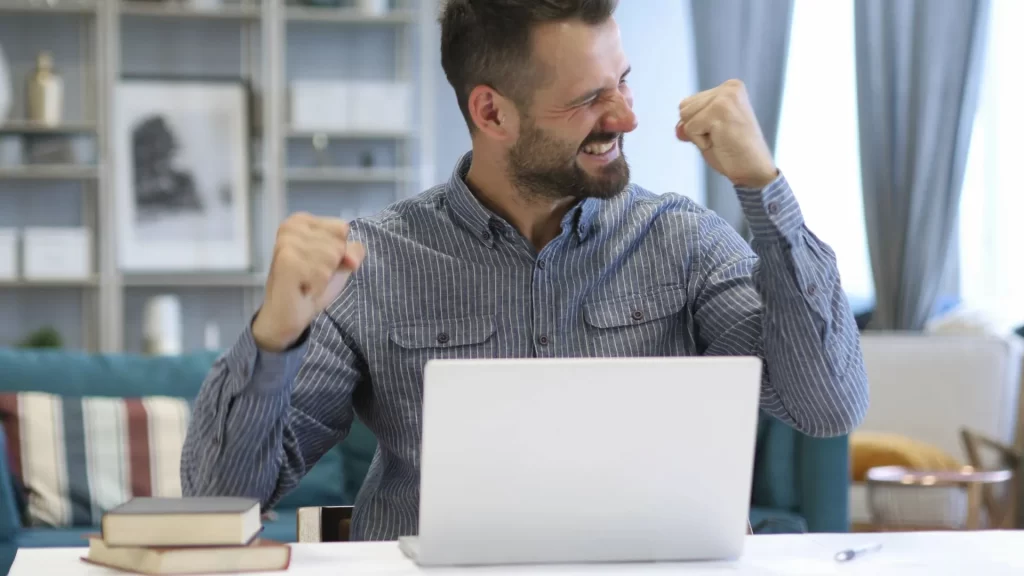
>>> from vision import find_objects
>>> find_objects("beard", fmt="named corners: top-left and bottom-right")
top-left (506, 117), bottom-right (630, 202)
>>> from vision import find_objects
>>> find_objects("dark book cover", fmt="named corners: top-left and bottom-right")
top-left (105, 497), bottom-right (259, 516)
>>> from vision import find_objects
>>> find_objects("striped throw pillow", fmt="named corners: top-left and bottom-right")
top-left (0, 392), bottom-right (192, 528)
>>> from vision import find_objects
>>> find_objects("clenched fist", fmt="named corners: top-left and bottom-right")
top-left (252, 212), bottom-right (366, 352)
top-left (676, 79), bottom-right (779, 190)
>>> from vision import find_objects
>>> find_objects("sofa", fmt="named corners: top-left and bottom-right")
top-left (0, 347), bottom-right (377, 572)
top-left (0, 347), bottom-right (849, 573)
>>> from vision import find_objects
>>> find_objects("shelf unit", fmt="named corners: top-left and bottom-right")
top-left (0, 0), bottom-right (430, 353)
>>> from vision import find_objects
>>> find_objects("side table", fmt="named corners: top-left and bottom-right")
top-left (864, 465), bottom-right (1013, 531)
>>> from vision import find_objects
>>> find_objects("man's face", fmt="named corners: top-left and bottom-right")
top-left (506, 17), bottom-right (637, 201)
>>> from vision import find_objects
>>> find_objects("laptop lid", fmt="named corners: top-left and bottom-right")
top-left (414, 356), bottom-right (763, 566)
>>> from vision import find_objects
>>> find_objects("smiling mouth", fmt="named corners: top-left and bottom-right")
top-left (581, 140), bottom-right (616, 155)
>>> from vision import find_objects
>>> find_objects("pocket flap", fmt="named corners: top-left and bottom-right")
top-left (388, 316), bottom-right (496, 349)
top-left (584, 286), bottom-right (687, 329)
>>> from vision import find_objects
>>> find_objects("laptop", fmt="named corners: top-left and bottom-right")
top-left (398, 356), bottom-right (763, 567)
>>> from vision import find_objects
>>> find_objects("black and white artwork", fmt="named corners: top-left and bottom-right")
top-left (115, 79), bottom-right (250, 272)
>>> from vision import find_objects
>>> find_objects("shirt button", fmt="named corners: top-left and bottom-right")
top-left (537, 260), bottom-right (546, 270)
top-left (807, 284), bottom-right (817, 296)
top-left (537, 335), bottom-right (549, 346)
top-left (436, 332), bottom-right (450, 344)
top-left (481, 231), bottom-right (491, 241)
top-left (631, 310), bottom-right (644, 321)
top-left (768, 202), bottom-right (780, 215)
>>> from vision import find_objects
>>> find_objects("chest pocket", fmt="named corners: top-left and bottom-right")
top-left (384, 315), bottom-right (498, 387)
top-left (388, 315), bottom-right (496, 350)
top-left (582, 286), bottom-right (689, 357)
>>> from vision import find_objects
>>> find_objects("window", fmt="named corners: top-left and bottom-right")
top-left (957, 0), bottom-right (1024, 333)
top-left (774, 0), bottom-right (874, 313)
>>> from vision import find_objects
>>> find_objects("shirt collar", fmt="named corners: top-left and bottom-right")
top-left (445, 152), bottom-right (498, 245)
top-left (445, 151), bottom-right (600, 245)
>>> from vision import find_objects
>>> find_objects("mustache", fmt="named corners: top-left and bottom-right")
top-left (580, 132), bottom-right (621, 148)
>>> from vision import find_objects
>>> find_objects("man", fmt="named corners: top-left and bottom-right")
top-left (181, 0), bottom-right (868, 542)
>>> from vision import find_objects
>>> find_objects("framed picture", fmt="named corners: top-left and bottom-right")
top-left (114, 77), bottom-right (251, 272)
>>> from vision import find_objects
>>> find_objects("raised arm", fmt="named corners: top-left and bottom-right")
top-left (181, 212), bottom-right (369, 510)
top-left (677, 79), bottom-right (868, 437)
top-left (180, 310), bottom-right (365, 509)
top-left (689, 176), bottom-right (868, 437)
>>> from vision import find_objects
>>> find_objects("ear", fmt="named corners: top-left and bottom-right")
top-left (467, 85), bottom-right (517, 141)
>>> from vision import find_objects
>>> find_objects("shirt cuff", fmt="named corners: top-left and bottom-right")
top-left (734, 172), bottom-right (805, 241)
top-left (224, 318), bottom-right (309, 397)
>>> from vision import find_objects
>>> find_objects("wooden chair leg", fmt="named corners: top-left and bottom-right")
top-left (960, 428), bottom-right (1020, 528)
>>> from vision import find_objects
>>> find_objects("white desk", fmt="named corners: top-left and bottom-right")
top-left (10, 531), bottom-right (1024, 575)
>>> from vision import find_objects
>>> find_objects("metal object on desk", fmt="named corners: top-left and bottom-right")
top-left (865, 465), bottom-right (1012, 531)
top-left (834, 542), bottom-right (882, 562)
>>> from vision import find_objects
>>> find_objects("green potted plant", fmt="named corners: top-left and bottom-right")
top-left (18, 326), bottom-right (63, 348)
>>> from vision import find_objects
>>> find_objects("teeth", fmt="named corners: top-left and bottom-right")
top-left (583, 141), bottom-right (615, 155)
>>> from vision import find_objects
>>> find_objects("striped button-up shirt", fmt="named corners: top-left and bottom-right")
top-left (181, 151), bottom-right (869, 541)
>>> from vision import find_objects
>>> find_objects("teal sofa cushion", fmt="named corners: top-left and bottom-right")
top-left (0, 544), bottom-right (13, 574)
top-left (752, 413), bottom-right (798, 511)
top-left (0, 426), bottom-right (19, 542)
top-left (750, 411), bottom-right (851, 533)
top-left (17, 528), bottom-right (94, 547)
top-left (274, 445), bottom-right (348, 510)
top-left (749, 506), bottom-right (808, 534)
top-left (0, 348), bottom-right (221, 398)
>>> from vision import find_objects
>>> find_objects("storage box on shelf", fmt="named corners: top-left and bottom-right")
top-left (290, 80), bottom-right (411, 134)
top-left (0, 229), bottom-right (15, 280)
top-left (21, 227), bottom-right (91, 281)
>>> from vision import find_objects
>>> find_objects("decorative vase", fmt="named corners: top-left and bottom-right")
top-left (0, 43), bottom-right (11, 124)
top-left (27, 51), bottom-right (63, 126)
top-left (187, 0), bottom-right (222, 10)
top-left (357, 0), bottom-right (388, 15)
top-left (143, 295), bottom-right (183, 356)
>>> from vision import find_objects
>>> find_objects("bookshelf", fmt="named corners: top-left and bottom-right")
top-left (0, 0), bottom-right (430, 353)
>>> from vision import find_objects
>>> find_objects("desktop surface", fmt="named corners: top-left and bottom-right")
top-left (11, 532), bottom-right (1024, 575)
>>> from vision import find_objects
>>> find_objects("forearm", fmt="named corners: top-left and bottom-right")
top-left (738, 175), bottom-right (868, 436)
top-left (180, 325), bottom-right (308, 510)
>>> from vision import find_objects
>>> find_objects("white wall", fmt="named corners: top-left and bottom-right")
top-left (422, 0), bottom-right (472, 188)
top-left (615, 0), bottom-right (704, 204)
top-left (426, 0), bottom-right (706, 205)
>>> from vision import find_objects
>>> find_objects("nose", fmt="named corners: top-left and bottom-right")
top-left (602, 87), bottom-right (638, 134)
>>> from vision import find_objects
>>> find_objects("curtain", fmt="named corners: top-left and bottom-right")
top-left (855, 0), bottom-right (991, 330)
top-left (689, 0), bottom-right (795, 235)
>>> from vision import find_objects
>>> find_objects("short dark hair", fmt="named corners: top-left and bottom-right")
top-left (439, 0), bottom-right (619, 131)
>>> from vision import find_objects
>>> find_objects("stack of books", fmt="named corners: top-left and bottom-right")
top-left (81, 496), bottom-right (292, 574)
